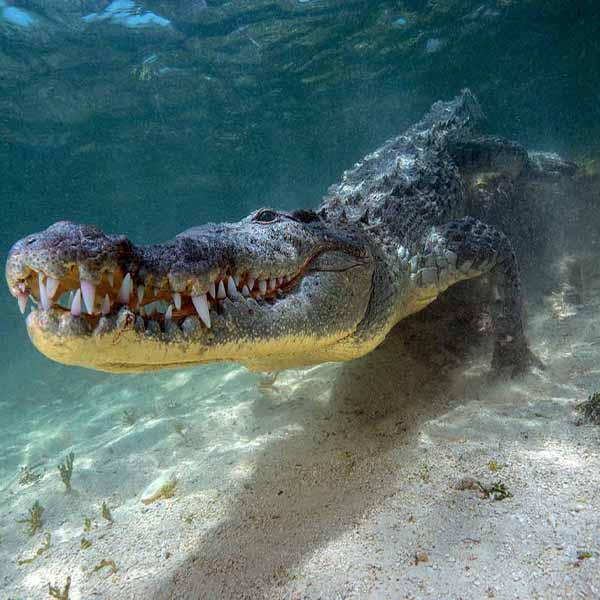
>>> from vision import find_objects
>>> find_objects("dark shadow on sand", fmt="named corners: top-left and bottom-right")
top-left (155, 282), bottom-right (497, 598)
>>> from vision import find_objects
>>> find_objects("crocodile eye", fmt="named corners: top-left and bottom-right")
top-left (254, 209), bottom-right (278, 223)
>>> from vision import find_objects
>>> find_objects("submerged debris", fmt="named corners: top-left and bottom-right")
top-left (478, 481), bottom-right (512, 501)
top-left (142, 480), bottom-right (177, 505)
top-left (57, 452), bottom-right (75, 492)
top-left (141, 472), bottom-right (177, 504)
top-left (17, 500), bottom-right (44, 536)
top-left (577, 391), bottom-right (600, 425)
top-left (48, 575), bottom-right (71, 599)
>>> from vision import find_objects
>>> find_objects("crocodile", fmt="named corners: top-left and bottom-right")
top-left (6, 90), bottom-right (560, 374)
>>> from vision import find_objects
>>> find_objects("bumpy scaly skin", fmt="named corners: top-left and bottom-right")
top-left (6, 90), bottom-right (564, 374)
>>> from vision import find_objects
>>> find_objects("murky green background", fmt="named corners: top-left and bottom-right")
top-left (1, 0), bottom-right (599, 383)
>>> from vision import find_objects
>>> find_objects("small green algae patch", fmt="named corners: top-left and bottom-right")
top-left (101, 501), bottom-right (114, 525)
top-left (57, 452), bottom-right (75, 493)
top-left (487, 460), bottom-right (505, 472)
top-left (577, 391), bottom-right (600, 425)
top-left (17, 500), bottom-right (44, 536)
top-left (80, 538), bottom-right (92, 550)
top-left (17, 533), bottom-right (51, 566)
top-left (48, 575), bottom-right (71, 599)
top-left (93, 558), bottom-right (119, 574)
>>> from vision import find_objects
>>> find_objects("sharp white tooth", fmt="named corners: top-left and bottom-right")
top-left (227, 277), bottom-right (239, 298)
top-left (101, 294), bottom-right (111, 315)
top-left (38, 273), bottom-right (49, 310)
top-left (233, 274), bottom-right (241, 286)
top-left (217, 280), bottom-right (226, 299)
top-left (71, 289), bottom-right (82, 316)
top-left (137, 285), bottom-right (145, 305)
top-left (192, 294), bottom-right (211, 328)
top-left (247, 278), bottom-right (255, 290)
top-left (258, 280), bottom-right (267, 295)
top-left (17, 293), bottom-right (28, 314)
top-left (81, 280), bottom-right (96, 314)
top-left (165, 305), bottom-right (173, 321)
top-left (242, 285), bottom-right (250, 297)
top-left (173, 292), bottom-right (182, 310)
top-left (269, 277), bottom-right (277, 290)
top-left (117, 273), bottom-right (132, 304)
top-left (46, 277), bottom-right (60, 299)
top-left (107, 271), bottom-right (114, 287)
top-left (208, 282), bottom-right (216, 299)
top-left (68, 291), bottom-right (74, 308)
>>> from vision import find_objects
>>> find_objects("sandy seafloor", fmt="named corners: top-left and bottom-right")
top-left (1, 281), bottom-right (599, 600)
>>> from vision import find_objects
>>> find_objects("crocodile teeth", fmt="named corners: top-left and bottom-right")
top-left (233, 274), bottom-right (241, 286)
top-left (173, 292), bottom-right (182, 310)
top-left (71, 289), bottom-right (82, 316)
top-left (258, 280), bottom-right (267, 295)
top-left (242, 285), bottom-right (250, 297)
top-left (269, 277), bottom-right (276, 289)
top-left (227, 277), bottom-right (239, 298)
top-left (46, 277), bottom-right (60, 299)
top-left (101, 294), bottom-right (111, 315)
top-left (247, 278), bottom-right (255, 291)
top-left (192, 294), bottom-right (211, 328)
top-left (208, 282), bottom-right (216, 299)
top-left (217, 280), bottom-right (226, 300)
top-left (165, 305), bottom-right (173, 321)
top-left (17, 293), bottom-right (28, 314)
top-left (137, 285), bottom-right (145, 305)
top-left (81, 280), bottom-right (96, 314)
top-left (117, 273), bottom-right (132, 304)
top-left (38, 273), bottom-right (49, 309)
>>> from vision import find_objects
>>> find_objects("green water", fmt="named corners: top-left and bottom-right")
top-left (1, 1), bottom-right (599, 597)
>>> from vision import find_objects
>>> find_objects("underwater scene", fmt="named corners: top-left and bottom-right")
top-left (1, 1), bottom-right (600, 598)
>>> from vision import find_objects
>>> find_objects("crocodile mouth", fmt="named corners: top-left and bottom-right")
top-left (12, 259), bottom-right (312, 335)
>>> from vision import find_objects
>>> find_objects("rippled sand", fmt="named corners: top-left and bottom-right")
top-left (1, 282), bottom-right (599, 599)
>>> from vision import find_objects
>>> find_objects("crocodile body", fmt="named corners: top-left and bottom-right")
top-left (6, 91), bottom-right (560, 373)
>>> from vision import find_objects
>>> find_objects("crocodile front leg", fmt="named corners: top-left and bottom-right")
top-left (406, 217), bottom-right (540, 375)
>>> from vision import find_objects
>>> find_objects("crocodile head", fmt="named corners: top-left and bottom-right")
top-left (6, 208), bottom-right (374, 372)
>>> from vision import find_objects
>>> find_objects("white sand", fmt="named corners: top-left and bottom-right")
top-left (1, 286), bottom-right (599, 599)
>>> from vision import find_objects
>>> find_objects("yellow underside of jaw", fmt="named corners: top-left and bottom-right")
top-left (25, 269), bottom-right (476, 374)
top-left (26, 313), bottom-right (370, 373)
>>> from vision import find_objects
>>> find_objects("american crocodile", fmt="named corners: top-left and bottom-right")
top-left (6, 90), bottom-right (561, 374)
